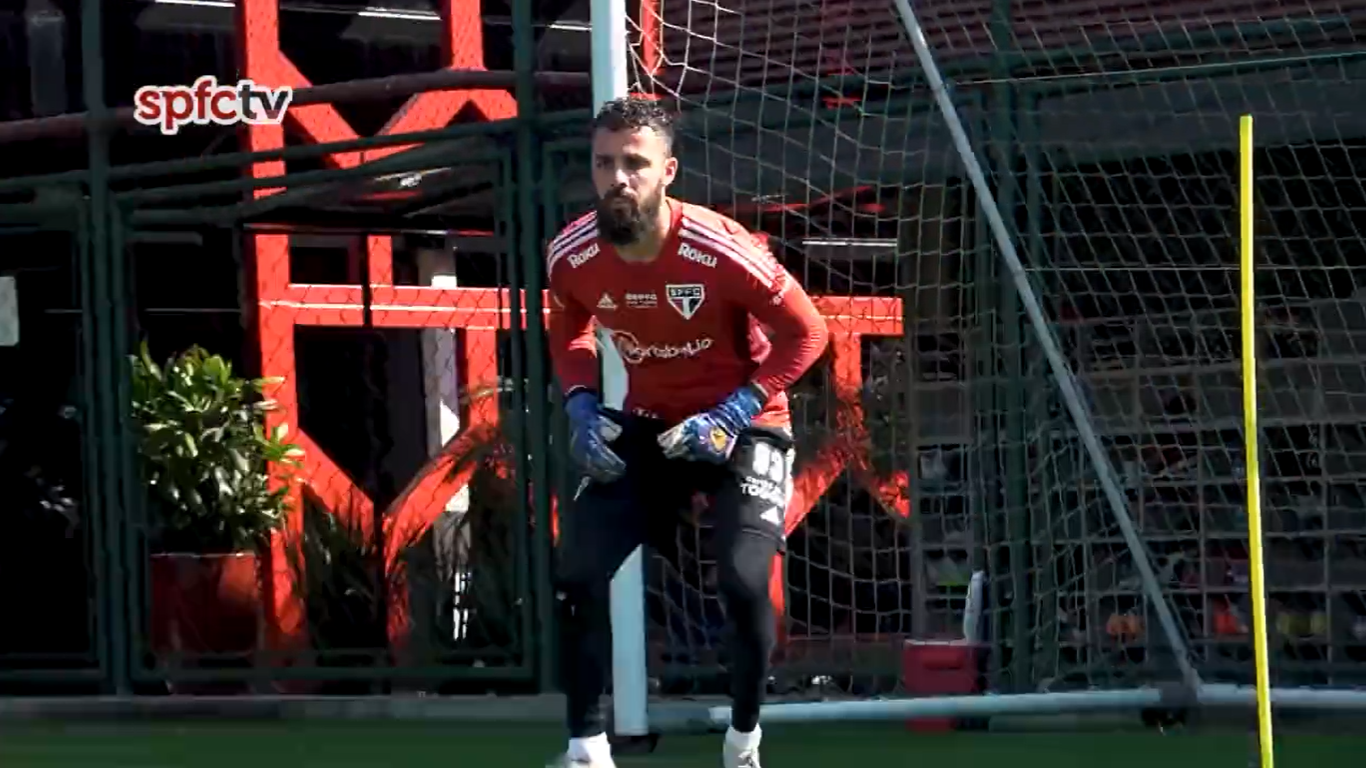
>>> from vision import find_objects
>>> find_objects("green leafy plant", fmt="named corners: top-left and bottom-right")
top-left (286, 384), bottom-right (523, 662)
top-left (287, 495), bottom-right (393, 679)
top-left (130, 342), bottom-right (302, 554)
top-left (283, 424), bottom-right (522, 692)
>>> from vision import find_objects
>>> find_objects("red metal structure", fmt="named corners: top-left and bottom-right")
top-left (240, 0), bottom-right (517, 650)
top-left (238, 0), bottom-right (909, 656)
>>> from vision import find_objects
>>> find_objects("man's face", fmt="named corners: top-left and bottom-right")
top-left (591, 126), bottom-right (677, 246)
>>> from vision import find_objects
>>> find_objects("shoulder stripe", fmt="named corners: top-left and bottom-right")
top-left (549, 212), bottom-right (596, 253)
top-left (548, 229), bottom-right (597, 274)
top-left (680, 226), bottom-right (776, 285)
top-left (680, 217), bottom-right (780, 287)
top-left (546, 212), bottom-right (598, 280)
top-left (551, 226), bottom-right (597, 259)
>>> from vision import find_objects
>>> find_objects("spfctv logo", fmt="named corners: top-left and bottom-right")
top-left (133, 76), bottom-right (293, 136)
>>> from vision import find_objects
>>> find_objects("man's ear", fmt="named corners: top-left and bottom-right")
top-left (663, 155), bottom-right (679, 187)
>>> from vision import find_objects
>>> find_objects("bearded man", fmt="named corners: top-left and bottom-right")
top-left (544, 96), bottom-right (829, 768)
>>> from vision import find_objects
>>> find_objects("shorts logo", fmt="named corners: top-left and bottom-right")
top-left (569, 243), bottom-right (600, 268)
top-left (596, 292), bottom-right (617, 310)
top-left (678, 242), bottom-right (717, 268)
top-left (625, 292), bottom-right (657, 309)
top-left (666, 283), bottom-right (706, 320)
top-left (740, 441), bottom-right (794, 522)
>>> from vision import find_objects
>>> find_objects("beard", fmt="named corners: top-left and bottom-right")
top-left (596, 185), bottom-right (662, 246)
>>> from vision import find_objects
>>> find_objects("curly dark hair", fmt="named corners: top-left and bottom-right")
top-left (590, 96), bottom-right (677, 154)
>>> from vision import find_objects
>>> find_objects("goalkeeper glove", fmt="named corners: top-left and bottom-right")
top-left (565, 390), bottom-right (626, 483)
top-left (657, 384), bottom-right (765, 464)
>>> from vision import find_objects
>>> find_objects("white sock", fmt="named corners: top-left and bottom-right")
top-left (726, 724), bottom-right (762, 751)
top-left (568, 733), bottom-right (611, 762)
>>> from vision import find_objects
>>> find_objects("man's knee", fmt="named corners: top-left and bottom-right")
top-left (555, 479), bottom-right (646, 604)
top-left (715, 532), bottom-right (776, 609)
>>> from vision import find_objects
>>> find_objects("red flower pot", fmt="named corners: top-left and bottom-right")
top-left (150, 552), bottom-right (263, 666)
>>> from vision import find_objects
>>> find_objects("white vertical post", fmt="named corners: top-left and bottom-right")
top-left (591, 0), bottom-right (650, 740)
top-left (417, 247), bottom-right (471, 640)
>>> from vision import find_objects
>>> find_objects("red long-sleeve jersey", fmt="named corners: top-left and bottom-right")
top-left (546, 199), bottom-right (829, 428)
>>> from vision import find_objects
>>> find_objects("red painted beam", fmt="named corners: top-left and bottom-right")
top-left (239, 0), bottom-right (520, 657)
top-left (639, 0), bottom-right (663, 80)
top-left (238, 0), bottom-right (911, 663)
top-left (266, 286), bottom-right (901, 335)
top-left (258, 278), bottom-right (907, 658)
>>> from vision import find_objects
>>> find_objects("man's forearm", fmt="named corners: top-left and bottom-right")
top-left (554, 348), bottom-right (599, 397)
top-left (749, 288), bottom-right (829, 398)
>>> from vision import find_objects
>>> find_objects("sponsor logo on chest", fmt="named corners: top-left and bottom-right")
top-left (625, 291), bottom-right (657, 309)
top-left (678, 242), bottom-right (717, 268)
top-left (666, 283), bottom-right (706, 320)
top-left (606, 328), bottom-right (713, 365)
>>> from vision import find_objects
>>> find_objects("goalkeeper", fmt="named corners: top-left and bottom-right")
top-left (545, 97), bottom-right (829, 768)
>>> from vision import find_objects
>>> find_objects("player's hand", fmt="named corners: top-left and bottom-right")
top-left (565, 391), bottom-right (626, 483)
top-left (657, 384), bottom-right (765, 464)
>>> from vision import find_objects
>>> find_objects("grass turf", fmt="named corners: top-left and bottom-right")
top-left (0, 722), bottom-right (1361, 766)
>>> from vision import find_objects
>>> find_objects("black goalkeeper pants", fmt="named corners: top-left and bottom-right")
top-left (556, 414), bottom-right (791, 738)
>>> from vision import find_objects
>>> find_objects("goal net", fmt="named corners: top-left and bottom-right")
top-left (624, 0), bottom-right (1366, 709)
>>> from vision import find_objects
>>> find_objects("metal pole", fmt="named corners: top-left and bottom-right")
top-left (81, 0), bottom-right (130, 695)
top-left (511, 0), bottom-right (554, 691)
top-left (591, 0), bottom-right (651, 741)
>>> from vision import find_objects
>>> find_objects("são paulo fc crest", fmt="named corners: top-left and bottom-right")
top-left (665, 283), bottom-right (705, 320)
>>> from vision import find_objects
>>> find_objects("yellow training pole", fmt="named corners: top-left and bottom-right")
top-left (1239, 113), bottom-right (1275, 768)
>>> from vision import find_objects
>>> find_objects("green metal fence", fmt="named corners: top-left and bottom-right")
top-left (1, 0), bottom-right (1364, 701)
top-left (0, 204), bottom-right (109, 693)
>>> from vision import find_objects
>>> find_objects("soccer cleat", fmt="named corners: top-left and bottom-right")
top-left (545, 753), bottom-right (616, 768)
top-left (722, 740), bottom-right (761, 768)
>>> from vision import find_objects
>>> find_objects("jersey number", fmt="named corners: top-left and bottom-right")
top-left (750, 441), bottom-right (794, 493)
top-left (749, 441), bottom-right (787, 483)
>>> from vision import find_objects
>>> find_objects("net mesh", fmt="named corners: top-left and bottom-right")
top-left (628, 0), bottom-right (1366, 698)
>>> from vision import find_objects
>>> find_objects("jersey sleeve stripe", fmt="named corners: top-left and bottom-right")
top-left (680, 218), bottom-right (778, 278)
top-left (546, 214), bottom-right (597, 280)
top-left (679, 227), bottom-right (776, 285)
top-left (548, 213), bottom-right (596, 253)
top-left (680, 219), bottom-right (780, 285)
top-left (551, 228), bottom-right (598, 259)
top-left (546, 230), bottom-right (597, 280)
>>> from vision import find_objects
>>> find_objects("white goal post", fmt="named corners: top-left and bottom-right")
top-left (591, 0), bottom-right (652, 742)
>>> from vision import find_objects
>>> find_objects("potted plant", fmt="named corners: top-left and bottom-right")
top-left (130, 343), bottom-right (300, 677)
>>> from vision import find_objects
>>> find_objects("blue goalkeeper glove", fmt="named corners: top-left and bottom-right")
top-left (656, 384), bottom-right (765, 464)
top-left (565, 390), bottom-right (626, 483)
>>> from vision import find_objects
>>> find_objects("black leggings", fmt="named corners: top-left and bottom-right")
top-left (555, 418), bottom-right (790, 736)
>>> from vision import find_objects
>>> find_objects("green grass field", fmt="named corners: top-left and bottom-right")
top-left (0, 722), bottom-right (1361, 767)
